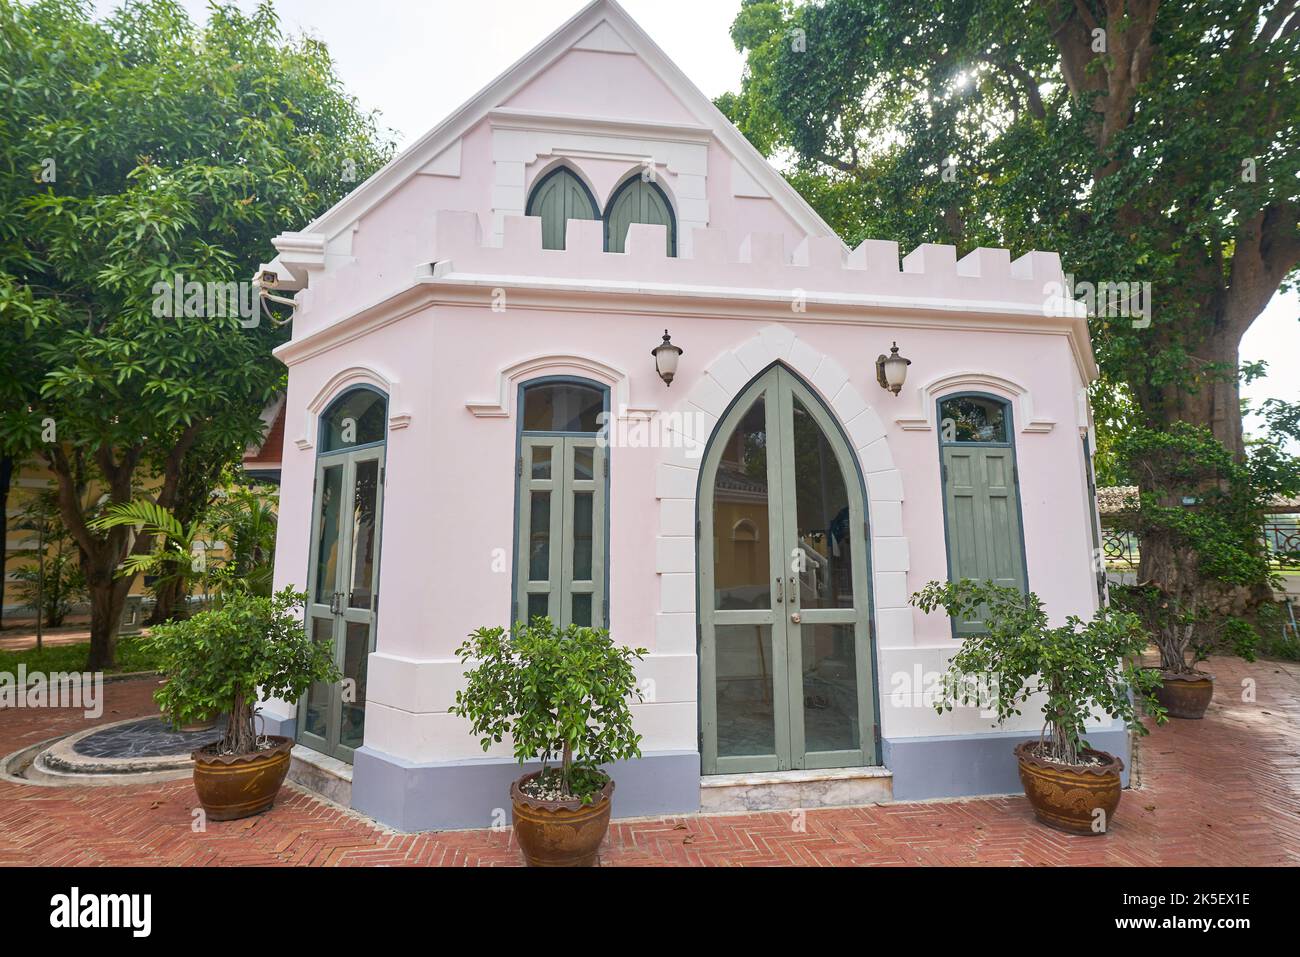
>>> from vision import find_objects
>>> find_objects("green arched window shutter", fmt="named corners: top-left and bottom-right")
top-left (604, 177), bottom-right (676, 256)
top-left (526, 168), bottom-right (599, 250)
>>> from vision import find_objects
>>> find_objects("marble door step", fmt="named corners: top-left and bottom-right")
top-left (700, 766), bottom-right (893, 813)
top-left (288, 745), bottom-right (353, 808)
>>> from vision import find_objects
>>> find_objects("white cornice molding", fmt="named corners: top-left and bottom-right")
top-left (273, 271), bottom-right (1097, 387)
top-left (895, 371), bottom-right (1056, 434)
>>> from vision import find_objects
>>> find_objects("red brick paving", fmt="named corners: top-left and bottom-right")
top-left (1, 655), bottom-right (1297, 866)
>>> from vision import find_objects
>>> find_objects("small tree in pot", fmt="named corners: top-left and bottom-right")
top-left (450, 618), bottom-right (646, 866)
top-left (146, 586), bottom-right (338, 820)
top-left (912, 579), bottom-right (1165, 834)
top-left (1109, 422), bottom-right (1300, 717)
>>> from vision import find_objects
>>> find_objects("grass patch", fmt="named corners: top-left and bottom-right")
top-left (0, 637), bottom-right (163, 675)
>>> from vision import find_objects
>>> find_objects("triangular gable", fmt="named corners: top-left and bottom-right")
top-left (291, 0), bottom-right (839, 249)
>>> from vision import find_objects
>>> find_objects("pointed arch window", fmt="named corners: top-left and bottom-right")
top-left (525, 166), bottom-right (599, 250)
top-left (604, 175), bottom-right (676, 256)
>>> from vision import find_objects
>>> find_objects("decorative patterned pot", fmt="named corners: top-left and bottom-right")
top-left (191, 735), bottom-right (293, 821)
top-left (1153, 671), bottom-right (1214, 719)
top-left (1015, 741), bottom-right (1123, 835)
top-left (510, 771), bottom-right (614, 867)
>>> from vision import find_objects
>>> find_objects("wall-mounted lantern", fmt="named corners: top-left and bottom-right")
top-left (652, 329), bottom-right (684, 386)
top-left (875, 341), bottom-right (911, 396)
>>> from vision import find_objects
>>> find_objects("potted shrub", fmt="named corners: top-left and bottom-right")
top-left (912, 579), bottom-right (1165, 835)
top-left (1110, 583), bottom-right (1219, 718)
top-left (450, 618), bottom-right (646, 866)
top-left (1108, 423), bottom-right (1299, 718)
top-left (145, 586), bottom-right (339, 821)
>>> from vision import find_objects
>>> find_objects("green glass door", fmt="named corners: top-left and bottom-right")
top-left (300, 447), bottom-right (385, 762)
top-left (700, 366), bottom-right (878, 774)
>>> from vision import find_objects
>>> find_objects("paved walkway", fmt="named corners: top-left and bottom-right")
top-left (1, 656), bottom-right (1297, 866)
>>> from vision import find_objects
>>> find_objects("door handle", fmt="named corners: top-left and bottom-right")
top-left (790, 612), bottom-right (801, 624)
top-left (789, 576), bottom-right (798, 606)
top-left (775, 578), bottom-right (783, 603)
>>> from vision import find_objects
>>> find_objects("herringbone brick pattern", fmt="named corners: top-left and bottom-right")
top-left (2, 656), bottom-right (1297, 866)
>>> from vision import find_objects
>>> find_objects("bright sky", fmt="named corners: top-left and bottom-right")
top-left (90, 0), bottom-right (1298, 431)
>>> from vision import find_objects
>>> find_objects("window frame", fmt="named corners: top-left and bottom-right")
top-left (511, 375), bottom-right (612, 629)
top-left (317, 384), bottom-right (389, 455)
top-left (525, 165), bottom-right (601, 250)
top-left (602, 173), bottom-right (677, 256)
top-left (934, 390), bottom-right (1030, 639)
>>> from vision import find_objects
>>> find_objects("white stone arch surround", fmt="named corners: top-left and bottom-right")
top-left (293, 364), bottom-right (411, 452)
top-left (653, 324), bottom-right (914, 657)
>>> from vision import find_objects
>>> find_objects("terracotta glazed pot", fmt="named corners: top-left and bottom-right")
top-left (191, 735), bottom-right (293, 821)
top-left (1014, 741), bottom-right (1123, 835)
top-left (510, 771), bottom-right (614, 867)
top-left (1153, 671), bottom-right (1214, 719)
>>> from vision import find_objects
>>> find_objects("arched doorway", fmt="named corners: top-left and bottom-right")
top-left (698, 364), bottom-right (879, 774)
top-left (299, 386), bottom-right (387, 762)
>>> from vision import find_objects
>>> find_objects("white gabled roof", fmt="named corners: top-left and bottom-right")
top-left (289, 0), bottom-right (840, 247)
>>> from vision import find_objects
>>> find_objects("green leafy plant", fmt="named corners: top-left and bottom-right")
top-left (1109, 422), bottom-right (1299, 673)
top-left (450, 618), bottom-right (647, 802)
top-left (144, 586), bottom-right (338, 754)
top-left (912, 579), bottom-right (1165, 766)
top-left (88, 485), bottom-right (278, 612)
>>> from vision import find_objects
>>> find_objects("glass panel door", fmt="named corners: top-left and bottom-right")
top-left (299, 447), bottom-right (385, 762)
top-left (700, 366), bottom-right (877, 774)
top-left (700, 368), bottom-right (788, 773)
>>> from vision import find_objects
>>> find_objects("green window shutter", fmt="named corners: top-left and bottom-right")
top-left (515, 435), bottom-right (607, 629)
top-left (604, 177), bottom-right (676, 255)
top-left (941, 444), bottom-right (1027, 636)
top-left (525, 168), bottom-right (598, 250)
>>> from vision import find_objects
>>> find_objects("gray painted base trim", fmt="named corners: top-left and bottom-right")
top-left (258, 711), bottom-right (296, 739)
top-left (351, 747), bottom-right (702, 832)
top-left (883, 726), bottom-right (1131, 801)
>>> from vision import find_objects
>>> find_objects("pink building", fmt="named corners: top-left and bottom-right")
top-left (259, 0), bottom-right (1114, 831)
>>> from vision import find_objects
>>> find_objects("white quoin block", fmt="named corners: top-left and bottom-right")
top-left (704, 350), bottom-right (751, 397)
top-left (655, 536), bottom-right (695, 574)
top-left (738, 232), bottom-right (785, 265)
top-left (812, 356), bottom-right (850, 403)
top-left (867, 469), bottom-right (905, 503)
top-left (625, 222), bottom-right (669, 259)
top-left (956, 246), bottom-right (1011, 279)
top-left (847, 238), bottom-right (900, 272)
top-left (846, 407), bottom-right (886, 449)
top-left (655, 464), bottom-right (697, 499)
top-left (431, 210), bottom-right (482, 258)
top-left (902, 243), bottom-right (958, 276)
top-left (502, 214), bottom-right (542, 249)
top-left (659, 498), bottom-right (695, 537)
top-left (791, 235), bottom-right (845, 269)
top-left (870, 500), bottom-right (903, 538)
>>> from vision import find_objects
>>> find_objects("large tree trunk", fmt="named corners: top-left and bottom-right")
top-left (85, 564), bottom-right (131, 671)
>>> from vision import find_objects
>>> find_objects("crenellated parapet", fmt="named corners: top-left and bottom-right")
top-left (416, 210), bottom-right (1080, 316)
